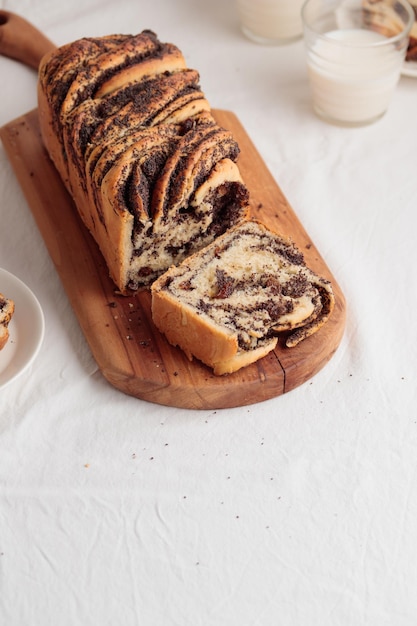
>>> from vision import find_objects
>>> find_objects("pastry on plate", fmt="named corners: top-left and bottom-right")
top-left (406, 0), bottom-right (417, 61)
top-left (0, 293), bottom-right (15, 350)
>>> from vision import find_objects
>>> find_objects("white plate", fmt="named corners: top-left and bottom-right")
top-left (402, 59), bottom-right (417, 78)
top-left (0, 269), bottom-right (45, 389)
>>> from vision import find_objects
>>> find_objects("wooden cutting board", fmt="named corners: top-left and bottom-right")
top-left (0, 108), bottom-right (346, 409)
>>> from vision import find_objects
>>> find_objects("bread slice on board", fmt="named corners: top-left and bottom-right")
top-left (151, 219), bottom-right (335, 375)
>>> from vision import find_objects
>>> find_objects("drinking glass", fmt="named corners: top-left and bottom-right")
top-left (301, 0), bottom-right (414, 125)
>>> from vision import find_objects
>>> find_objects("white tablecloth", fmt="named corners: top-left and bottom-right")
top-left (1, 0), bottom-right (417, 624)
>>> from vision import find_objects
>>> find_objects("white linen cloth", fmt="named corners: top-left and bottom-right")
top-left (1, 0), bottom-right (417, 624)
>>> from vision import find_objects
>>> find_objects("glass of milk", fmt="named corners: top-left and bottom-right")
top-left (236, 0), bottom-right (305, 44)
top-left (301, 0), bottom-right (414, 126)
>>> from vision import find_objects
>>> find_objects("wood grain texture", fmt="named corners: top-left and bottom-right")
top-left (0, 108), bottom-right (346, 409)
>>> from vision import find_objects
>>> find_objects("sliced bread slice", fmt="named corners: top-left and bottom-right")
top-left (151, 219), bottom-right (335, 375)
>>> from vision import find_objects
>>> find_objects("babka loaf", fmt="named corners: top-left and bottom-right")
top-left (151, 220), bottom-right (335, 375)
top-left (0, 293), bottom-right (15, 350)
top-left (37, 31), bottom-right (250, 293)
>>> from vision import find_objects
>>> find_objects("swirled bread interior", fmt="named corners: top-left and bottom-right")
top-left (151, 220), bottom-right (335, 375)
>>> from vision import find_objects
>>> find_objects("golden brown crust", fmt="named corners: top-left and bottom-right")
top-left (151, 288), bottom-right (239, 364)
top-left (152, 285), bottom-right (279, 375)
top-left (211, 339), bottom-right (278, 375)
top-left (94, 44), bottom-right (187, 98)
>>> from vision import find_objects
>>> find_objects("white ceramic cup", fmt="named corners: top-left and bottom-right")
top-left (236, 0), bottom-right (305, 44)
top-left (301, 0), bottom-right (414, 126)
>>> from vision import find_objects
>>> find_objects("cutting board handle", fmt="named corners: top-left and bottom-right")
top-left (0, 10), bottom-right (55, 70)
